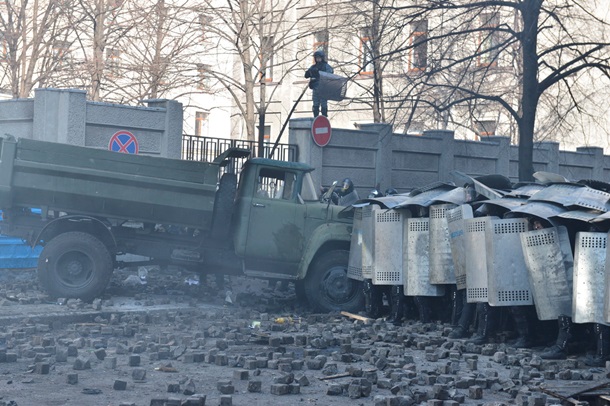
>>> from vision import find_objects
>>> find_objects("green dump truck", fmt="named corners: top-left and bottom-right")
top-left (0, 135), bottom-right (363, 312)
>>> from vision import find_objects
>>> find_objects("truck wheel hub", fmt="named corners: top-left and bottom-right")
top-left (323, 266), bottom-right (351, 302)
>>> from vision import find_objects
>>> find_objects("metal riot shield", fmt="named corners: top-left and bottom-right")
top-left (347, 207), bottom-right (364, 281)
top-left (464, 217), bottom-right (496, 303)
top-left (429, 204), bottom-right (457, 284)
top-left (573, 232), bottom-right (607, 324)
top-left (372, 209), bottom-right (403, 285)
top-left (486, 218), bottom-right (532, 306)
top-left (361, 204), bottom-right (378, 279)
top-left (404, 217), bottom-right (445, 296)
top-left (521, 226), bottom-right (573, 320)
top-left (604, 232), bottom-right (610, 323)
top-left (447, 205), bottom-right (474, 290)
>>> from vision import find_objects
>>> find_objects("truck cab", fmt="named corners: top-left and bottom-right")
top-left (231, 159), bottom-right (363, 312)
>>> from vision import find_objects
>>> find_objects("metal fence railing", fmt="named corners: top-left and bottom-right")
top-left (182, 135), bottom-right (299, 173)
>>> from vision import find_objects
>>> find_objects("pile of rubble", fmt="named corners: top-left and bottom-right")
top-left (0, 267), bottom-right (608, 406)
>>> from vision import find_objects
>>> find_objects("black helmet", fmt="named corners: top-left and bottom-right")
top-left (339, 178), bottom-right (354, 196)
top-left (368, 189), bottom-right (382, 199)
top-left (384, 188), bottom-right (398, 196)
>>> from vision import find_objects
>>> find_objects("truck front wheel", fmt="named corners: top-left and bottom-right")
top-left (38, 232), bottom-right (113, 302)
top-left (304, 250), bottom-right (364, 313)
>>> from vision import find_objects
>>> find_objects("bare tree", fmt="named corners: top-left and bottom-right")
top-left (0, 0), bottom-right (77, 98)
top-left (392, 0), bottom-right (610, 181)
top-left (195, 0), bottom-right (312, 146)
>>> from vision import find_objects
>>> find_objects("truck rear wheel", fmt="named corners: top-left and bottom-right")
top-left (37, 232), bottom-right (113, 302)
top-left (304, 250), bottom-right (364, 313)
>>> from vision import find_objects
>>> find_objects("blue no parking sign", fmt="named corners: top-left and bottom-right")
top-left (108, 130), bottom-right (139, 154)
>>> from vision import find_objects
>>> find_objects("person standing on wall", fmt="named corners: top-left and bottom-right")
top-left (305, 50), bottom-right (333, 117)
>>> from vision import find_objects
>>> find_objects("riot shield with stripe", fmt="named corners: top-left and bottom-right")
top-left (573, 232), bottom-right (607, 324)
top-left (486, 218), bottom-right (533, 306)
top-left (372, 209), bottom-right (403, 285)
top-left (361, 204), bottom-right (377, 279)
top-left (447, 205), bottom-right (474, 290)
top-left (464, 217), bottom-right (495, 303)
top-left (429, 204), bottom-right (457, 284)
top-left (520, 226), bottom-right (573, 320)
top-left (404, 217), bottom-right (445, 296)
top-left (347, 207), bottom-right (364, 281)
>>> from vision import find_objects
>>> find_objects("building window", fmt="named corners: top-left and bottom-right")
top-left (474, 120), bottom-right (497, 139)
top-left (197, 63), bottom-right (211, 90)
top-left (478, 13), bottom-right (500, 67)
top-left (0, 32), bottom-right (7, 61)
top-left (359, 28), bottom-right (373, 75)
top-left (199, 15), bottom-right (212, 41)
top-left (257, 124), bottom-right (271, 141)
top-left (260, 36), bottom-right (274, 82)
top-left (408, 20), bottom-right (427, 72)
top-left (53, 41), bottom-right (70, 68)
top-left (313, 30), bottom-right (329, 58)
top-left (106, 47), bottom-right (121, 76)
top-left (195, 111), bottom-right (209, 137)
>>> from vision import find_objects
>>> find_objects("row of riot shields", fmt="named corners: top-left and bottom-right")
top-left (348, 172), bottom-right (610, 327)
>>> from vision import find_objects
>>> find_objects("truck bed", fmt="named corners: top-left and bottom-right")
top-left (0, 136), bottom-right (222, 229)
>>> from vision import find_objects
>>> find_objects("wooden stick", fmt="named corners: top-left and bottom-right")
top-left (319, 372), bottom-right (351, 380)
top-left (340, 311), bottom-right (373, 323)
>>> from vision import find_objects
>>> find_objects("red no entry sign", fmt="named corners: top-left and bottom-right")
top-left (109, 130), bottom-right (139, 154)
top-left (311, 116), bottom-right (332, 147)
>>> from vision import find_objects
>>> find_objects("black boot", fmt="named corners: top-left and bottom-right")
top-left (510, 306), bottom-right (535, 348)
top-left (541, 315), bottom-right (572, 360)
top-left (388, 285), bottom-right (405, 325)
top-left (414, 296), bottom-right (431, 323)
top-left (585, 323), bottom-right (610, 367)
top-left (467, 303), bottom-right (496, 345)
top-left (449, 298), bottom-right (476, 339)
top-left (363, 279), bottom-right (382, 319)
top-left (312, 106), bottom-right (320, 117)
top-left (321, 107), bottom-right (328, 117)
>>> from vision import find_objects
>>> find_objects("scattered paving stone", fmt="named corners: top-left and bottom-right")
top-left (113, 380), bottom-right (127, 390)
top-left (132, 368), bottom-right (147, 382)
top-left (247, 380), bottom-right (262, 393)
top-left (73, 356), bottom-right (91, 370)
top-left (66, 373), bottom-right (78, 385)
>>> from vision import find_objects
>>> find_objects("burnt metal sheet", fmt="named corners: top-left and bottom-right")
top-left (372, 209), bottom-right (404, 285)
top-left (428, 187), bottom-right (469, 206)
top-left (521, 226), bottom-right (573, 320)
top-left (404, 217), bottom-right (445, 296)
top-left (486, 218), bottom-right (533, 306)
top-left (356, 195), bottom-right (411, 209)
top-left (553, 210), bottom-right (603, 223)
top-left (573, 232), bottom-right (607, 324)
top-left (395, 186), bottom-right (457, 209)
top-left (506, 201), bottom-right (567, 223)
top-left (464, 217), bottom-right (495, 303)
top-left (533, 171), bottom-right (569, 184)
top-left (450, 171), bottom-right (506, 200)
top-left (505, 183), bottom-right (547, 198)
top-left (347, 207), bottom-right (364, 281)
top-left (447, 205), bottom-right (474, 290)
top-left (360, 204), bottom-right (378, 279)
top-left (429, 204), bottom-right (457, 284)
top-left (528, 183), bottom-right (610, 212)
top-left (473, 197), bottom-right (526, 212)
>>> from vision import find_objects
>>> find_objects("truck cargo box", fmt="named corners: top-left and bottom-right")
top-left (0, 136), bottom-right (235, 229)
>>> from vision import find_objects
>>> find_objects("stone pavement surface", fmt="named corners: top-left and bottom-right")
top-left (0, 267), bottom-right (608, 406)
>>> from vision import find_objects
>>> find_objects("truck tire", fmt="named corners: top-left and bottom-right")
top-left (37, 232), bottom-right (113, 302)
top-left (212, 173), bottom-right (237, 240)
top-left (304, 250), bottom-right (365, 313)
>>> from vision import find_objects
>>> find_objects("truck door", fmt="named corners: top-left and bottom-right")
top-left (243, 167), bottom-right (306, 274)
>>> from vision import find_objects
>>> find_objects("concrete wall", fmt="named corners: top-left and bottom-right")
top-left (0, 88), bottom-right (183, 158)
top-left (289, 118), bottom-right (610, 196)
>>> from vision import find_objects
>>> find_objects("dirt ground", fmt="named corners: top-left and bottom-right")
top-left (0, 267), bottom-right (608, 406)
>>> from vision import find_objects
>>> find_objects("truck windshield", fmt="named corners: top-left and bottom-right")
top-left (301, 172), bottom-right (318, 201)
